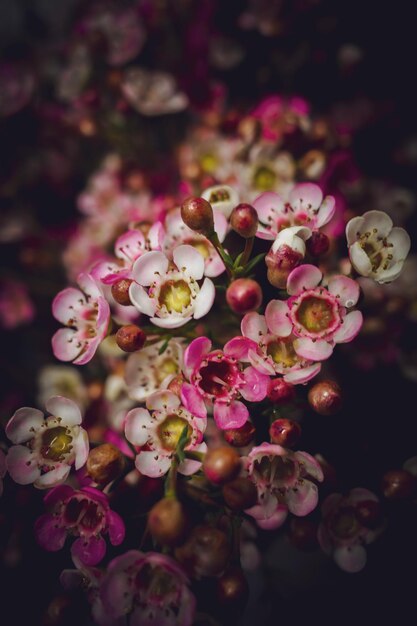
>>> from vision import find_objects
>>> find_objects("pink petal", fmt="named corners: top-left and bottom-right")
top-left (253, 191), bottom-right (284, 223)
top-left (294, 451), bottom-right (324, 481)
top-left (223, 336), bottom-right (257, 361)
top-left (328, 275), bottom-right (360, 307)
top-left (73, 337), bottom-right (101, 366)
top-left (179, 442), bottom-right (207, 476)
top-left (204, 254), bottom-right (226, 278)
top-left (316, 195), bottom-right (336, 228)
top-left (115, 230), bottom-right (145, 262)
top-left (6, 445), bottom-right (40, 484)
top-left (124, 408), bottom-right (152, 446)
top-left (52, 328), bottom-right (82, 362)
top-left (148, 221), bottom-right (165, 249)
top-left (180, 383), bottom-right (207, 419)
top-left (332, 310), bottom-right (363, 343)
top-left (333, 544), bottom-right (367, 573)
top-left (135, 450), bottom-right (171, 477)
top-left (44, 484), bottom-right (74, 507)
top-left (283, 363), bottom-right (321, 384)
top-left (193, 278), bottom-right (215, 319)
top-left (35, 514), bottom-right (67, 551)
top-left (184, 337), bottom-right (212, 373)
top-left (287, 264), bottom-right (322, 295)
top-left (77, 273), bottom-right (103, 299)
top-left (34, 464), bottom-right (71, 489)
top-left (6, 407), bottom-right (44, 444)
top-left (240, 366), bottom-right (269, 401)
top-left (151, 315), bottom-right (191, 329)
top-left (286, 479), bottom-right (319, 516)
top-left (107, 511), bottom-right (125, 546)
top-left (265, 300), bottom-right (292, 337)
top-left (173, 245), bottom-right (205, 280)
top-left (294, 337), bottom-right (333, 361)
top-left (248, 348), bottom-right (276, 375)
top-left (213, 209), bottom-right (228, 242)
top-left (146, 390), bottom-right (181, 412)
top-left (52, 288), bottom-right (84, 324)
top-left (213, 400), bottom-right (248, 430)
top-left (129, 283), bottom-right (157, 316)
top-left (131, 251), bottom-right (169, 286)
top-left (241, 312), bottom-right (268, 341)
top-left (45, 396), bottom-right (82, 426)
top-left (246, 504), bottom-right (288, 530)
top-left (71, 535), bottom-right (106, 566)
top-left (289, 183), bottom-right (323, 211)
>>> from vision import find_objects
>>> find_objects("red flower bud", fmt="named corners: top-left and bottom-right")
top-left (226, 278), bottom-right (262, 314)
top-left (216, 567), bottom-right (249, 608)
top-left (148, 497), bottom-right (188, 546)
top-left (267, 378), bottom-right (296, 404)
top-left (266, 245), bottom-right (303, 289)
top-left (381, 469), bottom-right (416, 501)
top-left (230, 203), bottom-right (258, 238)
top-left (308, 380), bottom-right (343, 416)
top-left (181, 196), bottom-right (214, 234)
top-left (203, 446), bottom-right (241, 485)
top-left (269, 418), bottom-right (301, 448)
top-left (222, 477), bottom-right (258, 510)
top-left (223, 421), bottom-right (255, 447)
top-left (86, 443), bottom-right (125, 485)
top-left (116, 324), bottom-right (146, 352)
top-left (111, 278), bottom-right (133, 306)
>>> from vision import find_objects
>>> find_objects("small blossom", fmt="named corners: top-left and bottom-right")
top-left (318, 488), bottom-right (384, 573)
top-left (201, 184), bottom-right (240, 219)
top-left (253, 182), bottom-right (335, 240)
top-left (37, 365), bottom-right (89, 411)
top-left (6, 396), bottom-right (89, 488)
top-left (244, 443), bottom-right (323, 529)
top-left (125, 390), bottom-right (207, 478)
top-left (346, 210), bottom-right (411, 283)
top-left (181, 337), bottom-right (269, 430)
top-left (52, 273), bottom-right (110, 365)
top-left (99, 550), bottom-right (195, 626)
top-left (0, 280), bottom-right (35, 329)
top-left (122, 68), bottom-right (188, 116)
top-left (250, 95), bottom-right (310, 142)
top-left (35, 485), bottom-right (124, 565)
top-left (129, 245), bottom-right (215, 328)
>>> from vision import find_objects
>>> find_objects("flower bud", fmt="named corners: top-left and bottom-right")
top-left (116, 324), bottom-right (146, 352)
top-left (216, 567), bottom-right (249, 608)
top-left (226, 278), bottom-right (262, 314)
top-left (306, 231), bottom-right (330, 257)
top-left (266, 226), bottom-right (311, 289)
top-left (223, 421), bottom-right (255, 447)
top-left (230, 203), bottom-right (258, 238)
top-left (148, 497), bottom-right (188, 546)
top-left (222, 477), bottom-right (258, 510)
top-left (269, 418), bottom-right (301, 448)
top-left (267, 378), bottom-right (296, 404)
top-left (86, 443), bottom-right (125, 485)
top-left (381, 469), bottom-right (416, 501)
top-left (355, 500), bottom-right (382, 528)
top-left (181, 196), bottom-right (214, 234)
top-left (175, 525), bottom-right (230, 577)
top-left (203, 446), bottom-right (241, 485)
top-left (308, 380), bottom-right (343, 416)
top-left (288, 517), bottom-right (319, 551)
top-left (111, 278), bottom-right (133, 306)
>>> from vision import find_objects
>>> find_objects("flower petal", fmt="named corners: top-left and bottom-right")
top-left (253, 191), bottom-right (284, 223)
top-left (332, 310), bottom-right (363, 343)
top-left (294, 451), bottom-right (324, 481)
top-left (108, 511), bottom-right (125, 546)
top-left (283, 362), bottom-right (321, 384)
top-left (387, 226), bottom-right (411, 259)
top-left (71, 535), bottom-right (106, 566)
top-left (294, 337), bottom-right (333, 361)
top-left (6, 445), bottom-right (40, 484)
top-left (146, 390), bottom-right (180, 412)
top-left (328, 275), bottom-right (360, 307)
top-left (345, 216), bottom-right (364, 246)
top-left (6, 407), bottom-right (44, 444)
top-left (45, 396), bottom-right (82, 426)
top-left (184, 337), bottom-right (212, 373)
top-left (286, 479), bottom-right (319, 516)
top-left (265, 300), bottom-right (292, 336)
top-left (289, 183), bottom-right (323, 211)
top-left (193, 278), bottom-right (215, 319)
top-left (240, 366), bottom-right (269, 402)
top-left (73, 429), bottom-right (89, 470)
top-left (52, 288), bottom-right (84, 324)
top-left (52, 328), bottom-right (82, 362)
top-left (223, 336), bottom-right (257, 361)
top-left (287, 264), bottom-right (322, 295)
top-left (213, 400), bottom-right (248, 430)
top-left (349, 242), bottom-right (372, 276)
top-left (129, 283), bottom-right (157, 316)
top-left (131, 251), bottom-right (169, 286)
top-left (35, 514), bottom-right (66, 551)
top-left (173, 245), bottom-right (205, 280)
top-left (135, 450), bottom-right (171, 477)
top-left (333, 544), bottom-right (367, 573)
top-left (316, 195), bottom-right (336, 228)
top-left (34, 464), bottom-right (71, 489)
top-left (180, 382), bottom-right (207, 419)
top-left (124, 408), bottom-right (152, 446)
top-left (151, 315), bottom-right (191, 329)
top-left (241, 312), bottom-right (268, 341)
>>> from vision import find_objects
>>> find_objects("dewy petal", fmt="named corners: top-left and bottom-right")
top-left (107, 510), bottom-right (125, 546)
top-left (346, 215), bottom-right (364, 245)
top-left (333, 544), bottom-right (367, 573)
top-left (34, 464), bottom-right (71, 489)
top-left (35, 514), bottom-right (67, 551)
top-left (253, 191), bottom-right (285, 223)
top-left (45, 396), bottom-right (82, 426)
top-left (328, 275), bottom-right (360, 307)
top-left (129, 283), bottom-right (157, 316)
top-left (294, 337), bottom-right (333, 361)
top-left (135, 450), bottom-right (171, 477)
top-left (180, 383), bottom-right (207, 419)
top-left (241, 312), bottom-right (268, 341)
top-left (223, 336), bottom-right (257, 361)
top-left (240, 366), bottom-right (269, 402)
top-left (131, 251), bottom-right (169, 286)
top-left (289, 183), bottom-right (323, 211)
top-left (332, 310), bottom-right (363, 343)
top-left (173, 245), bottom-right (205, 280)
top-left (316, 195), bottom-right (336, 228)
top-left (349, 242), bottom-right (372, 276)
top-left (284, 362), bottom-right (321, 384)
top-left (287, 264), bottom-right (322, 295)
top-left (193, 278), bottom-right (215, 319)
top-left (6, 445), bottom-right (41, 484)
top-left (6, 407), bottom-right (44, 443)
top-left (124, 408), bottom-right (152, 446)
top-left (286, 479), bottom-right (319, 516)
top-left (184, 337), bottom-right (212, 373)
top-left (213, 400), bottom-right (248, 430)
top-left (265, 300), bottom-right (292, 337)
top-left (146, 390), bottom-right (181, 412)
top-left (71, 535), bottom-right (107, 566)
top-left (52, 328), bottom-right (82, 362)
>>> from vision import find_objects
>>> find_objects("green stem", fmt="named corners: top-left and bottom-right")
top-left (241, 237), bottom-right (254, 266)
top-left (165, 456), bottom-right (179, 498)
top-left (184, 450), bottom-right (205, 463)
top-left (207, 231), bottom-right (234, 279)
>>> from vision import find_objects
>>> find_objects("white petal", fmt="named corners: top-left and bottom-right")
top-left (135, 450), bottom-right (171, 477)
top-left (6, 407), bottom-right (44, 444)
top-left (34, 465), bottom-right (71, 489)
top-left (45, 396), bottom-right (82, 426)
top-left (131, 251), bottom-right (169, 286)
top-left (294, 337), bottom-right (333, 361)
top-left (146, 390), bottom-right (180, 411)
top-left (349, 242), bottom-right (372, 276)
top-left (129, 283), bottom-right (157, 316)
top-left (6, 445), bottom-right (41, 484)
top-left (173, 245), bottom-right (205, 280)
top-left (193, 278), bottom-right (215, 319)
top-left (125, 408), bottom-right (152, 446)
top-left (151, 315), bottom-right (191, 329)
top-left (346, 216), bottom-right (364, 245)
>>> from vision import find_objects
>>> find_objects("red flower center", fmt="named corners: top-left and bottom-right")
top-left (197, 355), bottom-right (239, 399)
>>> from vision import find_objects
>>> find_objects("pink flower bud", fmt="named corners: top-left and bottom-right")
top-left (230, 203), bottom-right (258, 238)
top-left (226, 278), bottom-right (262, 314)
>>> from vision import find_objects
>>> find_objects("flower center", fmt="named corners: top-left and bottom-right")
top-left (254, 454), bottom-right (297, 486)
top-left (157, 414), bottom-right (191, 451)
top-left (198, 357), bottom-right (238, 398)
top-left (295, 295), bottom-right (335, 334)
top-left (329, 506), bottom-right (360, 540)
top-left (207, 188), bottom-right (230, 204)
top-left (267, 338), bottom-right (298, 367)
top-left (40, 426), bottom-right (73, 462)
top-left (200, 153), bottom-right (218, 174)
top-left (158, 280), bottom-right (191, 314)
top-left (64, 496), bottom-right (104, 534)
top-left (359, 233), bottom-right (394, 273)
top-left (155, 357), bottom-right (179, 385)
top-left (253, 166), bottom-right (276, 191)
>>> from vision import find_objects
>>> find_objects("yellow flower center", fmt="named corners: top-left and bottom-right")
top-left (155, 358), bottom-right (179, 385)
top-left (40, 426), bottom-right (73, 462)
top-left (295, 296), bottom-right (334, 334)
top-left (267, 338), bottom-right (298, 367)
top-left (253, 166), bottom-right (277, 191)
top-left (157, 415), bottom-right (191, 451)
top-left (200, 153), bottom-right (218, 173)
top-left (159, 280), bottom-right (192, 313)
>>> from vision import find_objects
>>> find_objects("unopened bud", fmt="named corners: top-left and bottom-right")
top-left (269, 418), bottom-right (301, 448)
top-left (381, 469), bottom-right (416, 501)
top-left (308, 380), bottom-right (343, 416)
top-left (111, 278), bottom-right (133, 306)
top-left (148, 497), bottom-right (188, 546)
top-left (203, 446), bottom-right (241, 485)
top-left (226, 278), bottom-right (262, 314)
top-left (266, 226), bottom-right (310, 289)
top-left (116, 324), bottom-right (146, 352)
top-left (267, 378), bottom-right (295, 403)
top-left (222, 477), bottom-right (258, 510)
top-left (223, 421), bottom-right (255, 447)
top-left (216, 567), bottom-right (249, 608)
top-left (86, 443), bottom-right (125, 485)
top-left (230, 203), bottom-right (258, 238)
top-left (181, 196), bottom-right (214, 234)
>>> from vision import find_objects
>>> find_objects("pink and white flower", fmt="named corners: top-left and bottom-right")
top-left (99, 550), bottom-right (195, 626)
top-left (346, 210), bottom-right (411, 284)
top-left (181, 337), bottom-right (269, 430)
top-left (244, 443), bottom-right (323, 530)
top-left (0, 279), bottom-right (35, 329)
top-left (6, 396), bottom-right (89, 488)
top-left (122, 68), bottom-right (188, 116)
top-left (163, 208), bottom-right (227, 277)
top-left (253, 183), bottom-right (335, 240)
top-left (318, 488), bottom-right (383, 573)
top-left (201, 184), bottom-right (240, 219)
top-left (125, 338), bottom-right (184, 402)
top-left (124, 390), bottom-right (207, 478)
top-left (52, 273), bottom-right (110, 365)
top-left (129, 245), bottom-right (215, 328)
top-left (35, 485), bottom-right (125, 566)
top-left (250, 95), bottom-right (310, 143)
top-left (224, 305), bottom-right (321, 385)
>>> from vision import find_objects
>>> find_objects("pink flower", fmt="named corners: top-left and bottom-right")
top-left (52, 273), bottom-right (110, 365)
top-left (0, 280), bottom-right (35, 329)
top-left (5, 396), bottom-right (89, 489)
top-left (181, 337), bottom-right (269, 430)
top-left (253, 183), bottom-right (335, 240)
top-left (125, 390), bottom-right (207, 478)
top-left (99, 550), bottom-right (195, 626)
top-left (129, 245), bottom-right (215, 328)
top-left (163, 208), bottom-right (227, 277)
top-left (244, 443), bottom-right (323, 530)
top-left (318, 488), bottom-right (383, 573)
top-left (251, 95), bottom-right (310, 142)
top-left (35, 485), bottom-right (125, 566)
top-left (224, 305), bottom-right (321, 385)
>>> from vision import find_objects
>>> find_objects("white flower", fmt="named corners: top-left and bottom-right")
top-left (38, 365), bottom-right (89, 410)
top-left (346, 210), bottom-right (411, 284)
top-left (201, 184), bottom-right (239, 219)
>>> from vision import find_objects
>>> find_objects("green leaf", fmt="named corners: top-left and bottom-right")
top-left (233, 252), bottom-right (244, 269)
top-left (238, 252), bottom-right (266, 276)
top-left (158, 337), bottom-right (170, 355)
top-left (176, 424), bottom-right (190, 464)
